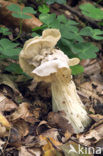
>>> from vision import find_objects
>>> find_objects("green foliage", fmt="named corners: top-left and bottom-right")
top-left (80, 27), bottom-right (103, 40)
top-left (32, 24), bottom-right (47, 31)
top-left (70, 42), bottom-right (99, 59)
top-left (2, 2), bottom-right (102, 76)
top-left (7, 4), bottom-right (37, 40)
top-left (79, 3), bottom-right (103, 20)
top-left (0, 38), bottom-right (23, 74)
top-left (7, 4), bottom-right (36, 19)
top-left (5, 63), bottom-right (23, 74)
top-left (32, 32), bottom-right (40, 37)
top-left (39, 13), bottom-right (100, 59)
top-left (45, 0), bottom-right (66, 5)
top-left (0, 27), bottom-right (11, 36)
top-left (57, 14), bottom-right (67, 23)
top-left (38, 4), bottom-right (50, 13)
top-left (0, 38), bottom-right (21, 58)
top-left (70, 65), bottom-right (84, 75)
top-left (39, 13), bottom-right (57, 26)
top-left (33, 12), bottom-right (103, 74)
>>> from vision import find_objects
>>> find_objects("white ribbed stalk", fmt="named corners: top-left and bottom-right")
top-left (51, 77), bottom-right (91, 134)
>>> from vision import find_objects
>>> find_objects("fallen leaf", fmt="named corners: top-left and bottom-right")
top-left (62, 130), bottom-right (73, 143)
top-left (28, 80), bottom-right (38, 91)
top-left (0, 124), bottom-right (8, 137)
top-left (32, 99), bottom-right (48, 119)
top-left (0, 139), bottom-right (5, 151)
top-left (89, 114), bottom-right (103, 122)
top-left (0, 74), bottom-right (23, 104)
top-left (0, 112), bottom-right (11, 128)
top-left (48, 112), bottom-right (74, 134)
top-left (36, 121), bottom-right (51, 135)
top-left (12, 119), bottom-right (29, 137)
top-left (42, 137), bottom-right (63, 156)
top-left (11, 102), bottom-right (32, 121)
top-left (9, 127), bottom-right (21, 147)
top-left (26, 128), bottom-right (61, 148)
top-left (19, 146), bottom-right (41, 156)
top-left (0, 74), bottom-right (20, 95)
top-left (28, 148), bottom-right (41, 156)
top-left (78, 120), bottom-right (103, 146)
top-left (79, 81), bottom-right (103, 104)
top-left (24, 116), bottom-right (39, 124)
top-left (24, 135), bottom-right (35, 147)
top-left (0, 93), bottom-right (17, 112)
top-left (19, 146), bottom-right (33, 156)
top-left (39, 128), bottom-right (62, 147)
top-left (33, 107), bottom-right (42, 120)
top-left (36, 82), bottom-right (51, 98)
top-left (84, 60), bottom-right (101, 75)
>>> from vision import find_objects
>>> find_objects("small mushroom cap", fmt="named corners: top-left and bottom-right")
top-left (19, 29), bottom-right (61, 77)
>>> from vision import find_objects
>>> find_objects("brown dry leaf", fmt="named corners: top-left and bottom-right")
top-left (0, 139), bottom-right (5, 151)
top-left (23, 129), bottom-right (61, 150)
top-left (89, 114), bottom-right (103, 122)
top-left (0, 124), bottom-right (8, 137)
top-left (9, 127), bottom-right (21, 147)
top-left (24, 135), bottom-right (35, 147)
top-left (78, 119), bottom-right (103, 146)
top-left (26, 128), bottom-right (61, 147)
top-left (36, 128), bottom-right (61, 147)
top-left (0, 0), bottom-right (42, 32)
top-left (40, 135), bottom-right (61, 147)
top-left (0, 93), bottom-right (17, 112)
top-left (19, 146), bottom-right (41, 156)
top-left (48, 112), bottom-right (74, 134)
top-left (84, 60), bottom-right (101, 76)
top-left (0, 112), bottom-right (10, 137)
top-left (79, 81), bottom-right (103, 104)
top-left (33, 107), bottom-right (42, 120)
top-left (0, 112), bottom-right (11, 128)
top-left (24, 116), bottom-right (39, 124)
top-left (41, 136), bottom-right (63, 156)
top-left (0, 74), bottom-right (23, 103)
top-left (36, 82), bottom-right (51, 98)
top-left (13, 119), bottom-right (29, 137)
top-left (75, 60), bottom-right (103, 115)
top-left (62, 130), bottom-right (73, 143)
top-left (11, 102), bottom-right (32, 121)
top-left (36, 121), bottom-right (51, 135)
top-left (28, 80), bottom-right (38, 91)
top-left (0, 74), bottom-right (20, 95)
top-left (28, 148), bottom-right (42, 156)
top-left (32, 99), bottom-right (48, 119)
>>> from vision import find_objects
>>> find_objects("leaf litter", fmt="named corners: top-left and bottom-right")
top-left (0, 1), bottom-right (103, 156)
top-left (0, 58), bottom-right (103, 156)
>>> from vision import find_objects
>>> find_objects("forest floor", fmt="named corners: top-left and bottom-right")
top-left (0, 0), bottom-right (103, 156)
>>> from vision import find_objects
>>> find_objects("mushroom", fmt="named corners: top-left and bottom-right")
top-left (19, 29), bottom-right (91, 134)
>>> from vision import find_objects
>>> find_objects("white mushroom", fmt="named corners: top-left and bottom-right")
top-left (19, 29), bottom-right (91, 134)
